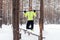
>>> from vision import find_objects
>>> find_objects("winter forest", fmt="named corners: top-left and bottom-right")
top-left (0, 0), bottom-right (60, 40)
top-left (0, 0), bottom-right (60, 26)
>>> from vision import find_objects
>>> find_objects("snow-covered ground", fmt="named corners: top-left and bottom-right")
top-left (0, 24), bottom-right (60, 40)
top-left (44, 24), bottom-right (60, 40)
top-left (0, 24), bottom-right (13, 40)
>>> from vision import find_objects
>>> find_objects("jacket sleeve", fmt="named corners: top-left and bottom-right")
top-left (33, 12), bottom-right (36, 17)
top-left (24, 12), bottom-right (27, 17)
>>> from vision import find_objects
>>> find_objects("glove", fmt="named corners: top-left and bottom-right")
top-left (33, 10), bottom-right (36, 12)
top-left (24, 11), bottom-right (26, 13)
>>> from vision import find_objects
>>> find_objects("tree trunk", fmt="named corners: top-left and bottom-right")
top-left (0, 0), bottom-right (3, 27)
top-left (39, 0), bottom-right (44, 40)
top-left (12, 0), bottom-right (20, 40)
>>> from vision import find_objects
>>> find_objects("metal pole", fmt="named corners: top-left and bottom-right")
top-left (12, 0), bottom-right (20, 40)
top-left (39, 0), bottom-right (44, 40)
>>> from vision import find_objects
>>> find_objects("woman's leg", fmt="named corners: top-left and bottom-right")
top-left (30, 20), bottom-right (34, 30)
top-left (26, 21), bottom-right (30, 29)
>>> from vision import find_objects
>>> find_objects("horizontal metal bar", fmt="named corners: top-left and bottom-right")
top-left (19, 10), bottom-right (40, 12)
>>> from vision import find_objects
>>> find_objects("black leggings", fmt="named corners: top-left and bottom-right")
top-left (26, 20), bottom-right (34, 30)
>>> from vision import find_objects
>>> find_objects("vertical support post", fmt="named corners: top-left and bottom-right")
top-left (29, 0), bottom-right (32, 10)
top-left (39, 0), bottom-right (44, 40)
top-left (0, 0), bottom-right (3, 27)
top-left (12, 0), bottom-right (20, 40)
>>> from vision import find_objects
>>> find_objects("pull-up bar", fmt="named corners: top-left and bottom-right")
top-left (19, 10), bottom-right (40, 12)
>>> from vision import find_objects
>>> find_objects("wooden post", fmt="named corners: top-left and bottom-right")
top-left (0, 0), bottom-right (3, 27)
top-left (12, 0), bottom-right (20, 40)
top-left (39, 0), bottom-right (44, 40)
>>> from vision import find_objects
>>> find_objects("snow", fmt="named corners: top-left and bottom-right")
top-left (0, 24), bottom-right (60, 40)
top-left (0, 24), bottom-right (13, 40)
top-left (44, 24), bottom-right (60, 40)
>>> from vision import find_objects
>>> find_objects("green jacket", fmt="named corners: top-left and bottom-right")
top-left (24, 11), bottom-right (36, 20)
